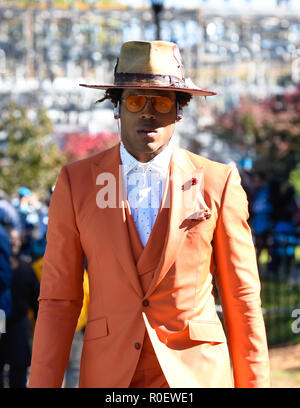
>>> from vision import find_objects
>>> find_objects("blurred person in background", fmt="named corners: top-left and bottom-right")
top-left (251, 171), bottom-right (274, 261)
top-left (0, 228), bottom-right (40, 388)
top-left (269, 185), bottom-right (299, 277)
top-left (29, 40), bottom-right (270, 388)
top-left (14, 187), bottom-right (33, 230)
top-left (0, 218), bottom-right (12, 331)
top-left (0, 190), bottom-right (22, 232)
top-left (30, 188), bottom-right (52, 262)
top-left (13, 187), bottom-right (39, 259)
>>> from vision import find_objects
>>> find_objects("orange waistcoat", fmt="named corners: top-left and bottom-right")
top-left (125, 194), bottom-right (169, 376)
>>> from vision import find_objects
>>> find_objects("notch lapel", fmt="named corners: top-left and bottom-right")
top-left (145, 146), bottom-right (204, 298)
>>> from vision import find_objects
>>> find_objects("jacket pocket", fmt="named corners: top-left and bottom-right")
top-left (84, 316), bottom-right (108, 341)
top-left (188, 320), bottom-right (226, 343)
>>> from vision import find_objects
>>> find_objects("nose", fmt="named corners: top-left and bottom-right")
top-left (139, 98), bottom-right (156, 120)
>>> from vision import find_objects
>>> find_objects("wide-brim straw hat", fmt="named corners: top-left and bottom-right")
top-left (79, 40), bottom-right (216, 97)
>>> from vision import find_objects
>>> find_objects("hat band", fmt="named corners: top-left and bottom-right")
top-left (114, 72), bottom-right (186, 88)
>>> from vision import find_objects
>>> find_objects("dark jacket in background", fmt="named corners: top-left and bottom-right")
top-left (0, 224), bottom-right (12, 318)
top-left (7, 260), bottom-right (40, 326)
top-left (0, 259), bottom-right (40, 388)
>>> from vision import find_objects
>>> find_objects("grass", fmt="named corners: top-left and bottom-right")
top-left (264, 314), bottom-right (300, 347)
top-left (260, 279), bottom-right (300, 311)
top-left (213, 248), bottom-right (300, 347)
top-left (271, 368), bottom-right (300, 388)
top-left (258, 250), bottom-right (300, 346)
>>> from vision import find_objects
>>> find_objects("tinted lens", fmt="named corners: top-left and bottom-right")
top-left (125, 95), bottom-right (174, 114)
top-left (152, 96), bottom-right (173, 113)
top-left (125, 95), bottom-right (147, 112)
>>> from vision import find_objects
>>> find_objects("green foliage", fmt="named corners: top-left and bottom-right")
top-left (289, 163), bottom-right (300, 197)
top-left (0, 102), bottom-right (66, 197)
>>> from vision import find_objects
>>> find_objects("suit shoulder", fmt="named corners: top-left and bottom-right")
top-left (182, 148), bottom-right (232, 175)
top-left (63, 144), bottom-right (119, 177)
top-left (65, 144), bottom-right (117, 170)
top-left (180, 148), bottom-right (238, 196)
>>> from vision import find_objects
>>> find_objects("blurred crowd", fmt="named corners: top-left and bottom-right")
top-left (0, 184), bottom-right (88, 388)
top-left (0, 186), bottom-right (49, 388)
top-left (0, 169), bottom-right (299, 388)
top-left (241, 169), bottom-right (300, 277)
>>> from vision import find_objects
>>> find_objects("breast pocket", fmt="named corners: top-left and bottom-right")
top-left (185, 219), bottom-right (216, 250)
top-left (188, 320), bottom-right (227, 343)
top-left (84, 316), bottom-right (108, 341)
top-left (186, 212), bottom-right (216, 235)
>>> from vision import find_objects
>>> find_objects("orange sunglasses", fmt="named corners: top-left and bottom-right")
top-left (122, 95), bottom-right (175, 114)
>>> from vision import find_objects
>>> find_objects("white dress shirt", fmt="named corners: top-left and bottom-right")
top-left (120, 141), bottom-right (173, 247)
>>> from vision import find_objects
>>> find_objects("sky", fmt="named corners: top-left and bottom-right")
top-left (119, 0), bottom-right (300, 9)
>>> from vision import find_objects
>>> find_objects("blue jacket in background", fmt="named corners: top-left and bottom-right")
top-left (0, 224), bottom-right (12, 318)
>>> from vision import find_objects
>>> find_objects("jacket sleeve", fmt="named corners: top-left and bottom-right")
top-left (213, 166), bottom-right (270, 388)
top-left (29, 166), bottom-right (85, 388)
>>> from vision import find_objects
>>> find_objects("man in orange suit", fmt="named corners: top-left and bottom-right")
top-left (29, 41), bottom-right (270, 388)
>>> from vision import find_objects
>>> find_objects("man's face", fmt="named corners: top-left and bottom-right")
top-left (10, 229), bottom-right (21, 256)
top-left (120, 88), bottom-right (177, 162)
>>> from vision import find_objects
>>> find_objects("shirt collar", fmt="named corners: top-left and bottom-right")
top-left (120, 140), bottom-right (173, 178)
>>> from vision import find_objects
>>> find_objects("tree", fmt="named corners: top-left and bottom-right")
top-left (289, 163), bottom-right (300, 197)
top-left (211, 87), bottom-right (300, 181)
top-left (0, 102), bottom-right (66, 197)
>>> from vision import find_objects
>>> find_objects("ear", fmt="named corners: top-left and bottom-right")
top-left (113, 102), bottom-right (120, 119)
top-left (176, 102), bottom-right (183, 122)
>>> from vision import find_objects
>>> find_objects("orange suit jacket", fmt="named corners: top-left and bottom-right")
top-left (29, 143), bottom-right (270, 388)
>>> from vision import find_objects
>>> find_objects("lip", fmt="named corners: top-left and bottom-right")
top-left (137, 129), bottom-right (158, 136)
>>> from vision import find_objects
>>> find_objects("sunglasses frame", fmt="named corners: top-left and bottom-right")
top-left (121, 94), bottom-right (175, 114)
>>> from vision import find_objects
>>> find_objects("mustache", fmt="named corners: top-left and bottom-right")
top-left (137, 121), bottom-right (159, 130)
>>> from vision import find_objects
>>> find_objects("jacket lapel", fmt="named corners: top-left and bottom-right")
top-left (145, 146), bottom-right (204, 298)
top-left (91, 144), bottom-right (144, 298)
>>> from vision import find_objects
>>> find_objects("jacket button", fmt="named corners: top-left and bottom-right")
top-left (134, 342), bottom-right (141, 350)
top-left (142, 299), bottom-right (149, 307)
